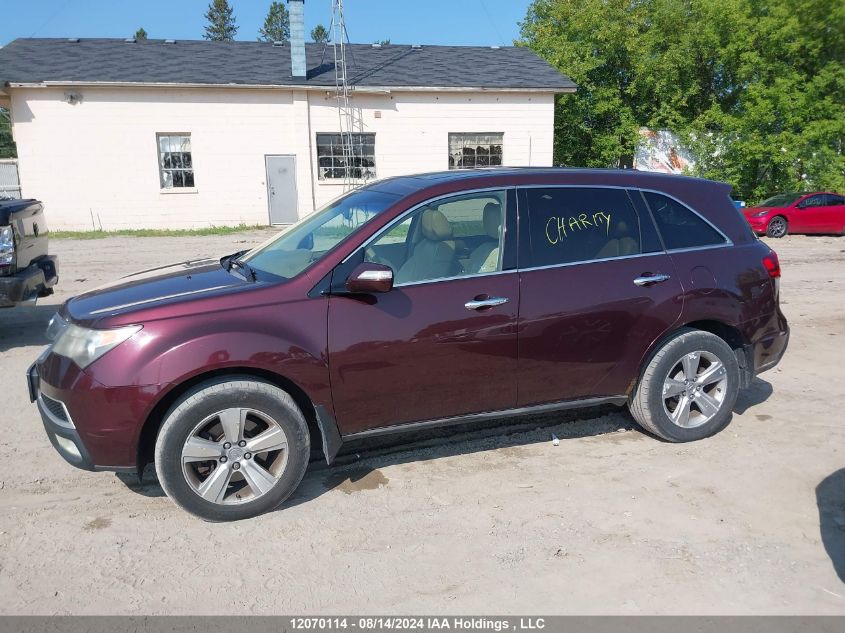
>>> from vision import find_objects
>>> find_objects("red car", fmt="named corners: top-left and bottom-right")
top-left (742, 192), bottom-right (845, 237)
top-left (28, 169), bottom-right (789, 521)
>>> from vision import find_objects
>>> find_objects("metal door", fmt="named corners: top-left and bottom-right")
top-left (265, 155), bottom-right (298, 224)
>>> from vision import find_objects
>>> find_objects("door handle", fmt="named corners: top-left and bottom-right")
top-left (633, 273), bottom-right (671, 286)
top-left (464, 296), bottom-right (509, 311)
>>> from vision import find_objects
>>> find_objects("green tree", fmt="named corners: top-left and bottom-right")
top-left (520, 0), bottom-right (845, 201)
top-left (134, 27), bottom-right (148, 40)
top-left (203, 0), bottom-right (238, 42)
top-left (310, 24), bottom-right (329, 44)
top-left (0, 108), bottom-right (16, 159)
top-left (376, 39), bottom-right (390, 46)
top-left (258, 1), bottom-right (290, 42)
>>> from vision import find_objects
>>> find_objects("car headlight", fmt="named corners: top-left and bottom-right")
top-left (0, 226), bottom-right (13, 267)
top-left (52, 322), bottom-right (142, 368)
top-left (751, 211), bottom-right (770, 218)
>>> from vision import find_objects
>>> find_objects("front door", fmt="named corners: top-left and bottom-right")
top-left (328, 189), bottom-right (519, 435)
top-left (794, 194), bottom-right (827, 233)
top-left (516, 186), bottom-right (684, 405)
top-left (265, 155), bottom-right (298, 224)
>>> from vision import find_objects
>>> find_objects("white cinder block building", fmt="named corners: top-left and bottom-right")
top-left (0, 5), bottom-right (574, 230)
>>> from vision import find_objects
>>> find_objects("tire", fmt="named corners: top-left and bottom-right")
top-left (629, 329), bottom-right (740, 442)
top-left (766, 215), bottom-right (788, 238)
top-left (154, 377), bottom-right (310, 521)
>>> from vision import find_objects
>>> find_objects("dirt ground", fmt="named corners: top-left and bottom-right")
top-left (0, 230), bottom-right (843, 615)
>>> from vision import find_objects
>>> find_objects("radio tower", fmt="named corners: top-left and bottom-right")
top-left (329, 0), bottom-right (367, 191)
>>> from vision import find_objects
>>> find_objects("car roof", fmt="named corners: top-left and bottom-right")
top-left (366, 167), bottom-right (728, 197)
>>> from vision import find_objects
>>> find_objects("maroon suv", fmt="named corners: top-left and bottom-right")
top-left (28, 169), bottom-right (789, 521)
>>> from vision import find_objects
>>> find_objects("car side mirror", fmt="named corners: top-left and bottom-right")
top-left (345, 262), bottom-right (394, 294)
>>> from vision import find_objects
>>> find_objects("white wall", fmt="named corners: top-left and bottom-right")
top-left (10, 86), bottom-right (554, 230)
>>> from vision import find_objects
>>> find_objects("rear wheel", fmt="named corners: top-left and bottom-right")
top-left (629, 329), bottom-right (740, 442)
top-left (766, 215), bottom-right (788, 238)
top-left (154, 377), bottom-right (310, 521)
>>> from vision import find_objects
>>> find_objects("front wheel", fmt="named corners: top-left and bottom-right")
top-left (154, 377), bottom-right (310, 521)
top-left (629, 329), bottom-right (740, 442)
top-left (766, 216), bottom-right (788, 238)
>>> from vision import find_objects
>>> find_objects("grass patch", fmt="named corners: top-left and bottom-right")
top-left (50, 224), bottom-right (271, 240)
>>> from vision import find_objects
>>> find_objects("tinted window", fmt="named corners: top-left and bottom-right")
top-left (525, 188), bottom-right (642, 267)
top-left (759, 193), bottom-right (801, 207)
top-left (799, 194), bottom-right (826, 208)
top-left (643, 192), bottom-right (726, 250)
top-left (828, 194), bottom-right (845, 206)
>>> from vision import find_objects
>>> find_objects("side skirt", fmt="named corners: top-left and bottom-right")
top-left (315, 396), bottom-right (627, 464)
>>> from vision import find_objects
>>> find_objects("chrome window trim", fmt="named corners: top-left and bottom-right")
top-left (349, 186), bottom-right (515, 288)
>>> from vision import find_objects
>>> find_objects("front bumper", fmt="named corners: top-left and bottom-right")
top-left (0, 256), bottom-right (59, 307)
top-left (27, 362), bottom-right (136, 473)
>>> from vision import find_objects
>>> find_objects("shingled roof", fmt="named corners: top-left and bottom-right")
top-left (0, 38), bottom-right (576, 92)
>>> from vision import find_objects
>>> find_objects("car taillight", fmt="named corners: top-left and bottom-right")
top-left (763, 250), bottom-right (781, 278)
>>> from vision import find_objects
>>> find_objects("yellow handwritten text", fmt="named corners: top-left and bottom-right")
top-left (545, 211), bottom-right (612, 245)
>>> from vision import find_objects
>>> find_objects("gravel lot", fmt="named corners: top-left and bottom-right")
top-left (0, 231), bottom-right (843, 615)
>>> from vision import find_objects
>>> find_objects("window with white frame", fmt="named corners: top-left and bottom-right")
top-left (157, 134), bottom-right (194, 188)
top-left (449, 133), bottom-right (504, 169)
top-left (316, 133), bottom-right (376, 181)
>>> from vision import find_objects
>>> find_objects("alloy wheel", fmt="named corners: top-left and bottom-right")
top-left (768, 217), bottom-right (787, 237)
top-left (661, 351), bottom-right (729, 429)
top-left (180, 407), bottom-right (289, 505)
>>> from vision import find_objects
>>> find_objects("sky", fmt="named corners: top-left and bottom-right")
top-left (0, 0), bottom-right (532, 48)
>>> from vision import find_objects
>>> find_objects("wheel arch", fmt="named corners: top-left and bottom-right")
top-left (137, 366), bottom-right (327, 476)
top-left (631, 319), bottom-right (752, 397)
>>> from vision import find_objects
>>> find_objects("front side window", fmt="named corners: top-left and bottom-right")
top-left (449, 133), bottom-right (503, 169)
top-left (524, 187), bottom-right (643, 268)
top-left (643, 192), bottom-right (726, 250)
top-left (365, 190), bottom-right (507, 285)
top-left (157, 134), bottom-right (194, 188)
top-left (243, 188), bottom-right (399, 279)
top-left (317, 133), bottom-right (376, 181)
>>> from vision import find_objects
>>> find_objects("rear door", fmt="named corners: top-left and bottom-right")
top-left (821, 194), bottom-right (845, 233)
top-left (515, 186), bottom-right (683, 405)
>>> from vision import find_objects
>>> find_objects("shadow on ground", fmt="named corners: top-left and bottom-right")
top-left (0, 303), bottom-right (56, 352)
top-left (816, 468), bottom-right (845, 582)
top-left (733, 378), bottom-right (774, 414)
top-left (117, 404), bottom-right (638, 507)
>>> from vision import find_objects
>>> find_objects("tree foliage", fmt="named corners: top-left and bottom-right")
top-left (134, 27), bottom-right (148, 40)
top-left (0, 108), bottom-right (16, 159)
top-left (520, 0), bottom-right (845, 201)
top-left (310, 24), bottom-right (329, 44)
top-left (203, 0), bottom-right (238, 42)
top-left (258, 1), bottom-right (290, 42)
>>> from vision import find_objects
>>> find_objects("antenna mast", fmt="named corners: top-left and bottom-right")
top-left (330, 0), bottom-right (367, 191)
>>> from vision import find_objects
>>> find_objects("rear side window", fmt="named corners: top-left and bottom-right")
top-left (827, 194), bottom-right (845, 206)
top-left (642, 192), bottom-right (726, 250)
top-left (524, 187), bottom-right (643, 267)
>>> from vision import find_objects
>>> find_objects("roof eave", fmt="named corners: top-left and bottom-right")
top-left (5, 80), bottom-right (576, 94)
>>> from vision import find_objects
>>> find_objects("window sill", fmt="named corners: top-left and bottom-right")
top-left (160, 187), bottom-right (198, 195)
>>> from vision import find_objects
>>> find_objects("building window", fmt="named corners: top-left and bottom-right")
top-left (157, 134), bottom-right (194, 188)
top-left (316, 133), bottom-right (376, 181)
top-left (449, 133), bottom-right (503, 169)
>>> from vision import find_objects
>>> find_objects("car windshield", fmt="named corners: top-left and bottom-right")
top-left (758, 193), bottom-right (802, 207)
top-left (241, 188), bottom-right (400, 279)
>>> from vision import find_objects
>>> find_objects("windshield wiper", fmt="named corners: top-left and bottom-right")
top-left (222, 250), bottom-right (256, 282)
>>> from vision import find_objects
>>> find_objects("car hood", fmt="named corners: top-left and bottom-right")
top-left (743, 206), bottom-right (776, 216)
top-left (65, 258), bottom-right (251, 321)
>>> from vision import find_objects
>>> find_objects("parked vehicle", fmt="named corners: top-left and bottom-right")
top-left (1, 198), bottom-right (58, 308)
top-left (742, 192), bottom-right (845, 237)
top-left (28, 169), bottom-right (789, 521)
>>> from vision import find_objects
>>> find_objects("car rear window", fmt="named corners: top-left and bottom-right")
top-left (642, 192), bottom-right (727, 250)
top-left (524, 187), bottom-right (644, 267)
